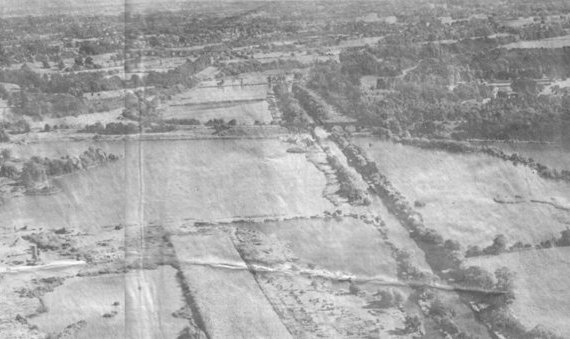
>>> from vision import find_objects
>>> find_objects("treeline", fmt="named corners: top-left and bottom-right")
top-left (145, 54), bottom-right (210, 88)
top-left (218, 58), bottom-right (306, 77)
top-left (291, 83), bottom-right (335, 124)
top-left (329, 131), bottom-right (557, 339)
top-left (162, 118), bottom-right (200, 125)
top-left (325, 153), bottom-right (369, 205)
top-left (466, 229), bottom-right (570, 258)
top-left (82, 122), bottom-right (139, 135)
top-left (0, 55), bottom-right (210, 120)
top-left (392, 137), bottom-right (570, 183)
top-left (0, 65), bottom-right (124, 94)
top-left (0, 147), bottom-right (119, 188)
top-left (272, 82), bottom-right (313, 126)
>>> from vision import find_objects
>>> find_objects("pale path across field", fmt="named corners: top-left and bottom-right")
top-left (170, 230), bottom-right (293, 339)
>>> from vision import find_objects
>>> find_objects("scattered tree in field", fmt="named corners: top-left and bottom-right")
top-left (74, 56), bottom-right (84, 67)
top-left (1, 148), bottom-right (12, 161)
top-left (0, 129), bottom-right (10, 142)
top-left (348, 281), bottom-right (361, 295)
top-left (483, 234), bottom-right (507, 255)
top-left (403, 315), bottom-right (422, 334)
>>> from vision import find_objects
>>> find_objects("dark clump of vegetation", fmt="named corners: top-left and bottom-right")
top-left (82, 122), bottom-right (139, 135)
top-left (163, 118), bottom-right (201, 125)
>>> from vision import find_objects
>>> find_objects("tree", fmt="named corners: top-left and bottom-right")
top-left (57, 59), bottom-right (65, 70)
top-left (85, 56), bottom-right (94, 67)
top-left (74, 56), bottom-right (84, 67)
top-left (484, 234), bottom-right (507, 255)
top-left (444, 239), bottom-right (461, 252)
top-left (0, 129), bottom-right (10, 142)
top-left (348, 280), bottom-right (361, 295)
top-left (403, 315), bottom-right (422, 334)
top-left (511, 77), bottom-right (538, 96)
top-left (1, 148), bottom-right (12, 161)
top-left (556, 228), bottom-right (570, 247)
top-left (457, 266), bottom-right (494, 290)
top-left (21, 160), bottom-right (47, 187)
top-left (495, 267), bottom-right (515, 293)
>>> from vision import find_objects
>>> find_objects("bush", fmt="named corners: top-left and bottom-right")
top-left (465, 245), bottom-right (482, 257)
top-left (370, 289), bottom-right (405, 308)
top-left (444, 239), bottom-right (461, 252)
top-left (0, 129), bottom-right (10, 142)
top-left (403, 315), bottom-right (422, 334)
top-left (416, 228), bottom-right (444, 245)
top-left (348, 281), bottom-right (361, 295)
top-left (163, 118), bottom-right (200, 125)
top-left (483, 234), bottom-right (507, 255)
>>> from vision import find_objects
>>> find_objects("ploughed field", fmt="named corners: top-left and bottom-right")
top-left (353, 138), bottom-right (570, 248)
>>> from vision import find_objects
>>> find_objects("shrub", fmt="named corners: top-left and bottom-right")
top-left (403, 315), bottom-right (422, 334)
top-left (465, 245), bottom-right (482, 257)
top-left (417, 228), bottom-right (444, 245)
top-left (483, 234), bottom-right (507, 255)
top-left (370, 289), bottom-right (405, 308)
top-left (444, 239), bottom-right (461, 252)
top-left (0, 129), bottom-right (10, 142)
top-left (348, 281), bottom-right (361, 295)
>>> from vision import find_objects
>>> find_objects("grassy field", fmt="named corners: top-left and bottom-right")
top-left (171, 230), bottom-right (292, 339)
top-left (241, 218), bottom-right (398, 279)
top-left (467, 247), bottom-right (570, 337)
top-left (234, 220), bottom-right (411, 338)
top-left (173, 83), bottom-right (267, 104)
top-left (0, 138), bottom-right (331, 231)
top-left (354, 138), bottom-right (570, 248)
top-left (503, 35), bottom-right (570, 49)
top-left (164, 101), bottom-right (272, 124)
top-left (29, 266), bottom-right (187, 338)
top-left (165, 80), bottom-right (273, 124)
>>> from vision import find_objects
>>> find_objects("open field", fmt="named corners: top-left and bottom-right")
top-left (503, 35), bottom-right (570, 49)
top-left (354, 138), bottom-right (570, 248)
top-left (467, 247), bottom-right (570, 337)
top-left (171, 230), bottom-right (292, 338)
top-left (241, 217), bottom-right (397, 279)
top-left (164, 78), bottom-right (273, 124)
top-left (0, 138), bottom-right (331, 231)
top-left (173, 83), bottom-right (267, 104)
top-left (233, 220), bottom-right (412, 338)
top-left (28, 266), bottom-right (187, 338)
top-left (164, 100), bottom-right (272, 124)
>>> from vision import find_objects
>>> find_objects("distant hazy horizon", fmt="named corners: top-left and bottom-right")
top-left (1, 0), bottom-right (335, 17)
top-left (0, 0), bottom-right (280, 17)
